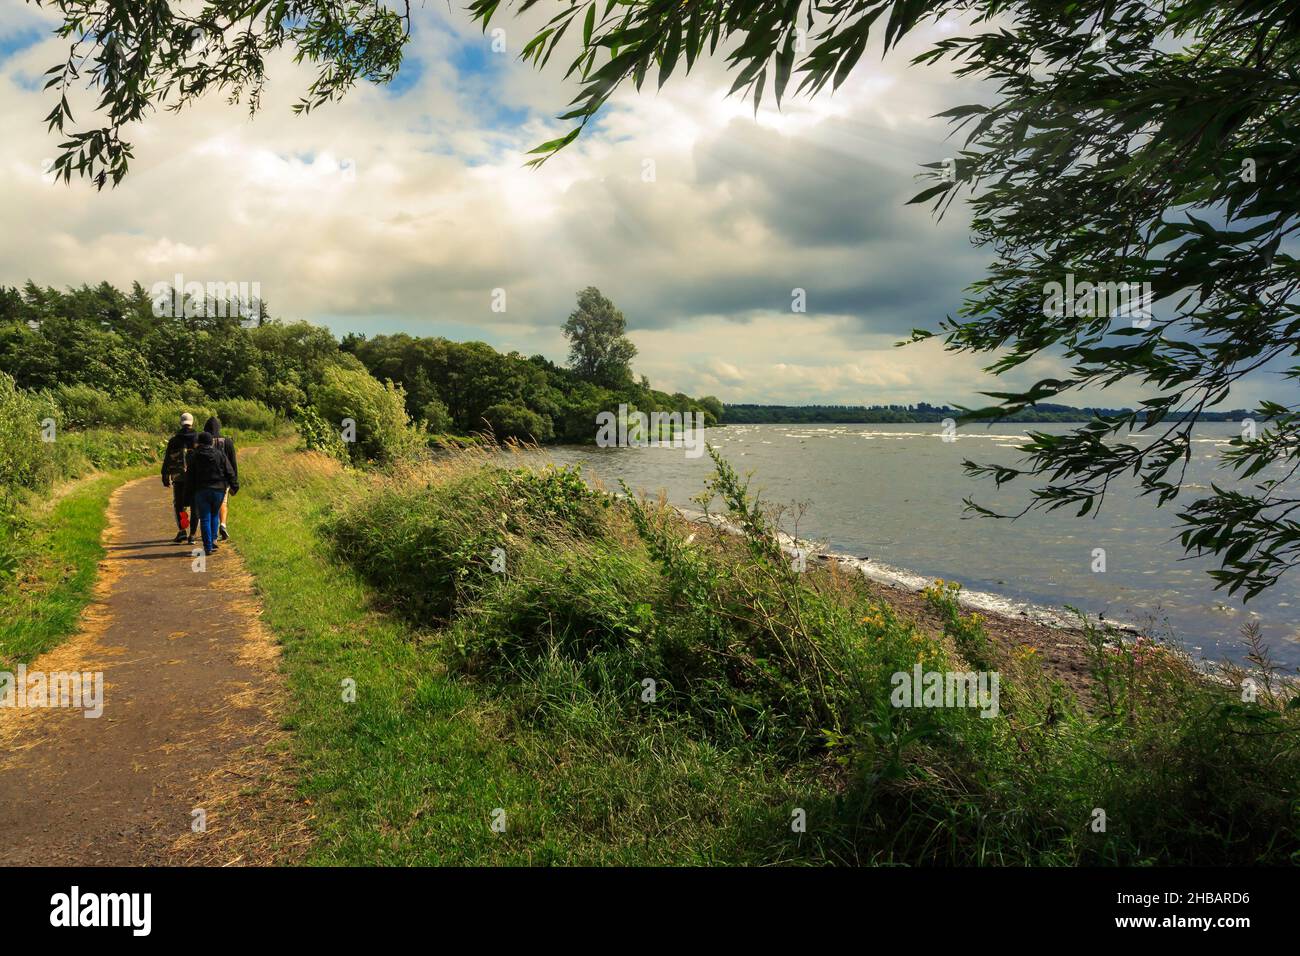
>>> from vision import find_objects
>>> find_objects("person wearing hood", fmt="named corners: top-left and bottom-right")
top-left (202, 416), bottom-right (238, 541)
top-left (186, 431), bottom-right (239, 556)
top-left (161, 412), bottom-right (199, 544)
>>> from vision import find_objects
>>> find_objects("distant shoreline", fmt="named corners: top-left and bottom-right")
top-left (721, 404), bottom-right (1255, 425)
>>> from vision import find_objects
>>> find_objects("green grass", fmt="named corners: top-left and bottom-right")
top-left (0, 464), bottom-right (153, 669)
top-left (236, 441), bottom-right (1300, 866)
top-left (235, 442), bottom-right (825, 864)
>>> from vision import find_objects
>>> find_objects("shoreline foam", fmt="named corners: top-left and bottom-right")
top-left (681, 508), bottom-right (1139, 635)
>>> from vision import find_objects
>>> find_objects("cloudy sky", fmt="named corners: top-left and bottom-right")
top-left (0, 3), bottom-right (1277, 409)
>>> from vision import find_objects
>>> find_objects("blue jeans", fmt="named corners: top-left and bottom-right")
top-left (194, 488), bottom-right (226, 554)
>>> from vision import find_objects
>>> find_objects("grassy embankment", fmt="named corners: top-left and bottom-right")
top-left (235, 442), bottom-right (809, 864)
top-left (0, 429), bottom-right (164, 670)
top-left (0, 466), bottom-right (153, 669)
top-left (237, 440), bottom-right (1300, 865)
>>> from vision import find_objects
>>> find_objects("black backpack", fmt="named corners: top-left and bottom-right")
top-left (164, 434), bottom-right (191, 478)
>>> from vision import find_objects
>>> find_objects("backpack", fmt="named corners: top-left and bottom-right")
top-left (164, 436), bottom-right (189, 478)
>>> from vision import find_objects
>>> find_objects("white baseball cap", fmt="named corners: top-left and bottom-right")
top-left (180, 413), bottom-right (194, 426)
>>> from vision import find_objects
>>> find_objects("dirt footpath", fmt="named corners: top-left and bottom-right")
top-left (0, 472), bottom-right (308, 866)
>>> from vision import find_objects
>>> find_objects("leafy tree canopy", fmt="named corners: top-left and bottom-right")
top-left (562, 286), bottom-right (637, 389)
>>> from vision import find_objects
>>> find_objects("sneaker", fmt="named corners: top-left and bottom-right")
top-left (172, 531), bottom-right (188, 544)
top-left (218, 524), bottom-right (230, 541)
top-left (187, 535), bottom-right (196, 546)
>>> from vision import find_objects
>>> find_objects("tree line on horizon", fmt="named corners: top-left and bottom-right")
top-left (0, 280), bottom-right (721, 446)
top-left (724, 402), bottom-right (1256, 426)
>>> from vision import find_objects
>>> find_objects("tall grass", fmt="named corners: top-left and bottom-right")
top-left (234, 443), bottom-right (826, 865)
top-left (318, 442), bottom-right (1300, 865)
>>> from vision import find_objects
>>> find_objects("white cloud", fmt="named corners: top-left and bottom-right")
top-left (2, 6), bottom-right (1268, 412)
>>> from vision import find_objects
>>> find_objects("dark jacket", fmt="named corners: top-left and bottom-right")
top-left (203, 417), bottom-right (238, 482)
top-left (161, 426), bottom-right (197, 486)
top-left (185, 444), bottom-right (239, 494)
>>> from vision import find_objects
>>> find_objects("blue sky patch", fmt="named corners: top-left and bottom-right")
top-left (0, 25), bottom-right (47, 60)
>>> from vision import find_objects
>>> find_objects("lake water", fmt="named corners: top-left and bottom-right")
top-left (538, 422), bottom-right (1300, 669)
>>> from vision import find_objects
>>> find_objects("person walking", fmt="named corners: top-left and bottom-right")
top-left (186, 431), bottom-right (239, 556)
top-left (162, 412), bottom-right (199, 544)
top-left (202, 416), bottom-right (238, 541)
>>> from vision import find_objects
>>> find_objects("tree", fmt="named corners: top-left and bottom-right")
top-left (562, 287), bottom-right (637, 389)
top-left (893, 1), bottom-right (1300, 600)
top-left (697, 395), bottom-right (724, 424)
top-left (483, 1), bottom-right (1300, 598)
top-left (34, 1), bottom-right (1300, 595)
top-left (34, 0), bottom-right (410, 188)
top-left (421, 396), bottom-right (453, 434)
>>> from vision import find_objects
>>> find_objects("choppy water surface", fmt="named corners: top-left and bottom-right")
top-left (537, 422), bottom-right (1300, 669)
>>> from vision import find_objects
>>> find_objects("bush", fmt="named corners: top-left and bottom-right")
top-left (264, 380), bottom-right (308, 413)
top-left (295, 405), bottom-right (349, 462)
top-left (325, 469), bottom-right (500, 622)
top-left (921, 579), bottom-right (994, 671)
top-left (46, 429), bottom-right (161, 475)
top-left (481, 402), bottom-right (554, 443)
top-left (213, 397), bottom-right (280, 434)
top-left (48, 383), bottom-right (282, 438)
top-left (0, 375), bottom-right (164, 588)
top-left (45, 384), bottom-right (115, 431)
top-left (312, 366), bottom-right (421, 464)
top-left (0, 373), bottom-right (57, 494)
top-left (325, 462), bottom-right (607, 624)
top-left (420, 397), bottom-right (454, 434)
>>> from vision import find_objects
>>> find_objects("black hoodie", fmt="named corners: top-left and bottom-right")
top-left (203, 416), bottom-right (238, 481)
top-left (185, 441), bottom-right (239, 494)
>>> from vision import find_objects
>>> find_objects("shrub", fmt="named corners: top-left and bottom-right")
top-left (295, 405), bottom-right (349, 462)
top-left (0, 373), bottom-right (57, 493)
top-left (420, 397), bottom-right (454, 434)
top-left (46, 384), bottom-right (115, 430)
top-left (921, 579), bottom-right (994, 671)
top-left (325, 461), bottom-right (607, 624)
top-left (48, 383), bottom-right (282, 438)
top-left (326, 469), bottom-right (500, 622)
top-left (317, 440), bottom-right (1300, 864)
top-left (0, 376), bottom-right (164, 590)
top-left (481, 402), bottom-right (554, 443)
top-left (312, 366), bottom-right (421, 464)
top-left (214, 397), bottom-right (280, 434)
top-left (264, 379), bottom-right (308, 413)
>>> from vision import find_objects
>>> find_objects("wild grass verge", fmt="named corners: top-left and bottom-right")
top-left (0, 464), bottom-right (153, 670)
top-left (235, 442), bottom-right (827, 864)
top-left (311, 442), bottom-right (1300, 865)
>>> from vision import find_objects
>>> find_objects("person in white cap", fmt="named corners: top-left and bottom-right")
top-left (161, 412), bottom-right (199, 543)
